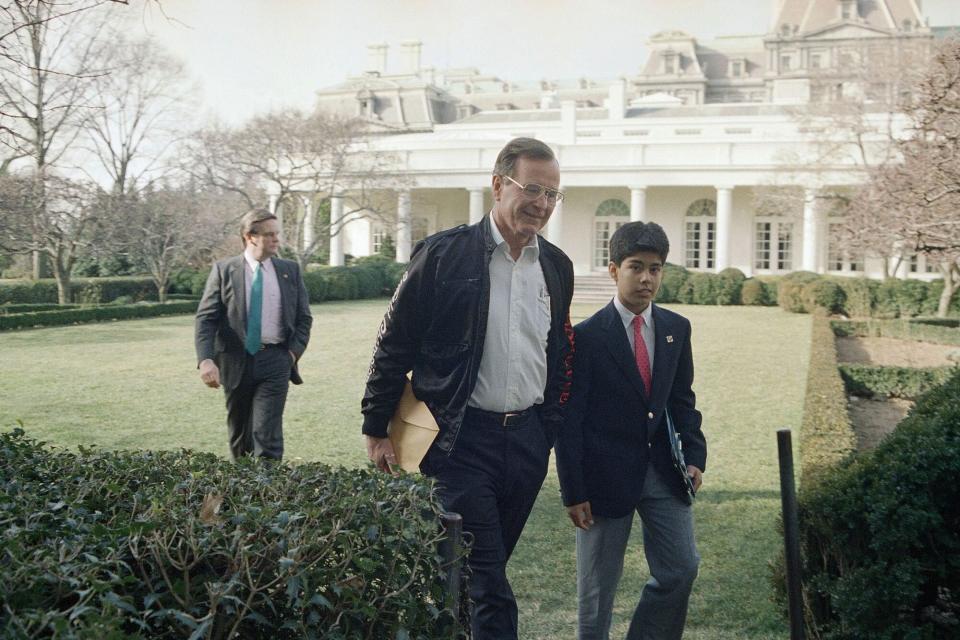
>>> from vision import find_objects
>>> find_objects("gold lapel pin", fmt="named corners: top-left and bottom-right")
top-left (666, 335), bottom-right (674, 343)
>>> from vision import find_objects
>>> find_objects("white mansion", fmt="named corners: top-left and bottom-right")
top-left (283, 0), bottom-right (956, 283)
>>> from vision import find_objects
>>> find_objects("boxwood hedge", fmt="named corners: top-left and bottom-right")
top-left (0, 429), bottom-right (466, 639)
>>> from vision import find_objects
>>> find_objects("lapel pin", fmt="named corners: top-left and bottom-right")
top-left (666, 335), bottom-right (674, 343)
top-left (283, 273), bottom-right (288, 279)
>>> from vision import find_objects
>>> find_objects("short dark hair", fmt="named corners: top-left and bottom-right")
top-left (240, 209), bottom-right (278, 245)
top-left (609, 221), bottom-right (670, 265)
top-left (492, 137), bottom-right (556, 177)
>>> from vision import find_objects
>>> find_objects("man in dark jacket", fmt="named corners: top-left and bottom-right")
top-left (195, 209), bottom-right (312, 460)
top-left (362, 138), bottom-right (574, 640)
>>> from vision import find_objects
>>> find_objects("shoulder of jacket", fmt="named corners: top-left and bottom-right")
top-left (654, 304), bottom-right (689, 327)
top-left (413, 223), bottom-right (472, 256)
top-left (538, 236), bottom-right (573, 269)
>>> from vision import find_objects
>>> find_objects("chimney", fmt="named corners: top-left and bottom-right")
top-left (607, 79), bottom-right (626, 120)
top-left (366, 43), bottom-right (388, 75)
top-left (400, 39), bottom-right (422, 74)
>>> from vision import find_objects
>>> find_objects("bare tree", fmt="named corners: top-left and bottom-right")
top-left (0, 0), bottom-right (114, 278)
top-left (842, 38), bottom-right (960, 316)
top-left (184, 108), bottom-right (407, 268)
top-left (115, 181), bottom-right (232, 301)
top-left (81, 31), bottom-right (193, 196)
top-left (0, 173), bottom-right (100, 302)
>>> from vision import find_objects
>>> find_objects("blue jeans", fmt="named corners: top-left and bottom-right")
top-left (576, 464), bottom-right (700, 640)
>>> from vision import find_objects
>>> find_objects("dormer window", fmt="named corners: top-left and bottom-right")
top-left (780, 52), bottom-right (795, 72)
top-left (729, 59), bottom-right (745, 77)
top-left (663, 51), bottom-right (678, 75)
top-left (840, 0), bottom-right (857, 20)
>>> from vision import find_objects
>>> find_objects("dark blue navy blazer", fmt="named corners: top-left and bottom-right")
top-left (555, 300), bottom-right (706, 518)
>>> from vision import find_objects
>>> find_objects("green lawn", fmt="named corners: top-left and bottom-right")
top-left (0, 300), bottom-right (812, 639)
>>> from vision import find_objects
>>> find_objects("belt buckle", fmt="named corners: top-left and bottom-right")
top-left (502, 412), bottom-right (519, 427)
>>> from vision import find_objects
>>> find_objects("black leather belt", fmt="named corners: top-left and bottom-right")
top-left (465, 405), bottom-right (535, 428)
top-left (258, 343), bottom-right (285, 351)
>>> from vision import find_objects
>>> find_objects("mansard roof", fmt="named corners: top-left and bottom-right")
top-left (772, 0), bottom-right (927, 37)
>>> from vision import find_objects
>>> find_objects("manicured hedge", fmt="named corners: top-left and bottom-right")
top-left (777, 274), bottom-right (956, 319)
top-left (831, 318), bottom-right (960, 346)
top-left (0, 303), bottom-right (79, 314)
top-left (304, 257), bottom-right (406, 303)
top-left (838, 364), bottom-right (954, 399)
top-left (0, 277), bottom-right (158, 304)
top-left (0, 301), bottom-right (198, 330)
top-left (798, 317), bottom-right (857, 479)
top-left (789, 370), bottom-right (960, 639)
top-left (0, 429), bottom-right (466, 639)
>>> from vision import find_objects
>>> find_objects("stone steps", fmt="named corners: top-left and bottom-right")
top-left (573, 274), bottom-right (616, 305)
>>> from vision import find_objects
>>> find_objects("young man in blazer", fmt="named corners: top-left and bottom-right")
top-left (195, 209), bottom-right (312, 461)
top-left (555, 221), bottom-right (706, 640)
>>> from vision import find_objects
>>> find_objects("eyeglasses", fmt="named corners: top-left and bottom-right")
top-left (501, 174), bottom-right (565, 203)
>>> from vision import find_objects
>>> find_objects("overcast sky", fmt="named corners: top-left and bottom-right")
top-left (133, 0), bottom-right (960, 125)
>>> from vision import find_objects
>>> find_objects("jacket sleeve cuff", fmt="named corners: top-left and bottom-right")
top-left (362, 413), bottom-right (391, 438)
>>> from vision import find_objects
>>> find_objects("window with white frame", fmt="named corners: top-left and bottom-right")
top-left (840, 0), bottom-right (857, 20)
top-left (908, 253), bottom-right (938, 275)
top-left (780, 52), bottom-right (795, 72)
top-left (754, 219), bottom-right (794, 272)
top-left (593, 199), bottom-right (629, 269)
top-left (729, 59), bottom-right (744, 77)
top-left (827, 222), bottom-right (862, 272)
top-left (684, 199), bottom-right (716, 270)
top-left (663, 52), bottom-right (678, 75)
top-left (411, 217), bottom-right (430, 245)
top-left (372, 226), bottom-right (388, 254)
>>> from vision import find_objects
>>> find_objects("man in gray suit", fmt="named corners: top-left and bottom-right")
top-left (195, 209), bottom-right (312, 460)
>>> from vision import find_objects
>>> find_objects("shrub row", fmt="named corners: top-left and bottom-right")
top-left (0, 303), bottom-right (79, 314)
top-left (304, 256), bottom-right (406, 303)
top-left (798, 317), bottom-right (858, 481)
top-left (655, 265), bottom-right (778, 306)
top-left (790, 370), bottom-right (960, 639)
top-left (839, 363), bottom-right (955, 399)
top-left (0, 277), bottom-right (158, 305)
top-left (831, 318), bottom-right (960, 346)
top-left (0, 428), bottom-right (466, 639)
top-left (777, 272), bottom-right (955, 318)
top-left (0, 301), bottom-right (198, 331)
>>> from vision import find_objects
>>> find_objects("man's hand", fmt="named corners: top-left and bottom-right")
top-left (288, 350), bottom-right (297, 365)
top-left (365, 435), bottom-right (398, 474)
top-left (199, 359), bottom-right (220, 389)
top-left (687, 465), bottom-right (703, 492)
top-left (567, 501), bottom-right (594, 530)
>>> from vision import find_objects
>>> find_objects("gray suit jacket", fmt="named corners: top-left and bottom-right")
top-left (194, 254), bottom-right (312, 390)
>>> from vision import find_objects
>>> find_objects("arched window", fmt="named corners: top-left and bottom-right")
top-left (593, 199), bottom-right (629, 269)
top-left (684, 199), bottom-right (716, 270)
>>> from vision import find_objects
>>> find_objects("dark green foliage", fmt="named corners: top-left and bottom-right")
top-left (892, 279), bottom-right (930, 318)
top-left (838, 364), bottom-right (954, 399)
top-left (677, 272), bottom-right (719, 305)
top-left (790, 371), bottom-right (960, 639)
top-left (715, 268), bottom-right (746, 305)
top-left (0, 303), bottom-right (78, 314)
top-left (655, 263), bottom-right (689, 304)
top-left (740, 278), bottom-right (777, 306)
top-left (799, 317), bottom-right (857, 479)
top-left (831, 319), bottom-right (960, 346)
top-left (0, 277), bottom-right (157, 305)
top-left (0, 429), bottom-right (466, 639)
top-left (873, 279), bottom-right (901, 319)
top-left (833, 278), bottom-right (876, 318)
top-left (802, 280), bottom-right (846, 316)
top-left (303, 259), bottom-right (408, 303)
top-left (169, 268), bottom-right (211, 296)
top-left (0, 301), bottom-right (198, 330)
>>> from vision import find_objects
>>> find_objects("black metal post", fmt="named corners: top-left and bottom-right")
top-left (777, 429), bottom-right (806, 640)
top-left (438, 511), bottom-right (463, 618)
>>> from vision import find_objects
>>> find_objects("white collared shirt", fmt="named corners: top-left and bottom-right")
top-left (613, 295), bottom-right (655, 371)
top-left (243, 249), bottom-right (284, 345)
top-left (468, 215), bottom-right (550, 412)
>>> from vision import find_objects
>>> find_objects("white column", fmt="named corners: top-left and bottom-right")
top-left (468, 187), bottom-right (485, 224)
top-left (301, 196), bottom-right (314, 251)
top-left (802, 188), bottom-right (820, 272)
top-left (629, 187), bottom-right (647, 222)
top-left (328, 194), bottom-right (344, 267)
top-left (396, 189), bottom-right (412, 263)
top-left (715, 186), bottom-right (733, 272)
top-left (545, 188), bottom-right (563, 245)
top-left (268, 193), bottom-right (283, 241)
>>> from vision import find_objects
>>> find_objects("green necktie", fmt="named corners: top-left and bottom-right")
top-left (245, 261), bottom-right (263, 355)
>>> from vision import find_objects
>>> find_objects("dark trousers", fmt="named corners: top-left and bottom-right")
top-left (424, 407), bottom-right (550, 640)
top-left (223, 345), bottom-right (290, 460)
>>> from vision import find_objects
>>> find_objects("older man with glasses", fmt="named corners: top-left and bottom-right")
top-left (362, 137), bottom-right (575, 639)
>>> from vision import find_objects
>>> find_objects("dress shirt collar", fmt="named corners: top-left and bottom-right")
top-left (613, 295), bottom-right (653, 331)
top-left (488, 213), bottom-right (540, 261)
top-left (243, 248), bottom-right (273, 271)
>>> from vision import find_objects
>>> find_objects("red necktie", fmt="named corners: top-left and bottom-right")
top-left (633, 315), bottom-right (652, 396)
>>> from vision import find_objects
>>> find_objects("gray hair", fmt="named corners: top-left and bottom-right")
top-left (493, 137), bottom-right (556, 177)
